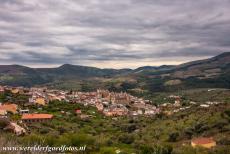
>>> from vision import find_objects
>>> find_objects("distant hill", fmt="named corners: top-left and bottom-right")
top-left (133, 65), bottom-right (175, 73)
top-left (170, 52), bottom-right (230, 79)
top-left (134, 52), bottom-right (230, 92)
top-left (35, 64), bottom-right (132, 81)
top-left (0, 52), bottom-right (229, 90)
top-left (0, 65), bottom-right (48, 86)
top-left (0, 64), bottom-right (132, 86)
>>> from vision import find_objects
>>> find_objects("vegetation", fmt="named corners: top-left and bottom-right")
top-left (0, 88), bottom-right (229, 153)
top-left (0, 53), bottom-right (229, 153)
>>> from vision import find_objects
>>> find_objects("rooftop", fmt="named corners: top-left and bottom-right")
top-left (22, 114), bottom-right (53, 120)
top-left (191, 137), bottom-right (215, 145)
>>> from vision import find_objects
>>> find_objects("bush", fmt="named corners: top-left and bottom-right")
top-left (0, 119), bottom-right (9, 128)
top-left (184, 128), bottom-right (193, 139)
top-left (168, 132), bottom-right (179, 142)
top-left (21, 134), bottom-right (45, 145)
top-left (140, 144), bottom-right (172, 154)
top-left (121, 124), bottom-right (137, 133)
top-left (39, 128), bottom-right (50, 134)
top-left (218, 137), bottom-right (230, 145)
top-left (224, 110), bottom-right (230, 117)
top-left (58, 133), bottom-right (95, 147)
top-left (58, 127), bottom-right (66, 135)
top-left (44, 135), bottom-right (56, 146)
top-left (118, 134), bottom-right (134, 144)
top-left (105, 139), bottom-right (113, 146)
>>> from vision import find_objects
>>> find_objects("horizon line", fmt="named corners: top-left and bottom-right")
top-left (0, 52), bottom-right (228, 69)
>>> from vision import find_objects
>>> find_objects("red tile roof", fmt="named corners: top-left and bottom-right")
top-left (22, 114), bottom-right (53, 120)
top-left (191, 137), bottom-right (215, 145)
top-left (0, 104), bottom-right (18, 113)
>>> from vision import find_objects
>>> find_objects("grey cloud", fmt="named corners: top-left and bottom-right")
top-left (0, 0), bottom-right (230, 68)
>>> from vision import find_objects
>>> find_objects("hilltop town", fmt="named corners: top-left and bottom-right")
top-left (0, 85), bottom-right (229, 154)
top-left (1, 85), bottom-right (226, 130)
top-left (0, 85), bottom-right (161, 136)
top-left (0, 85), bottom-right (160, 117)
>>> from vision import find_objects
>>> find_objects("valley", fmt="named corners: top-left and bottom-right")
top-left (0, 52), bottom-right (229, 154)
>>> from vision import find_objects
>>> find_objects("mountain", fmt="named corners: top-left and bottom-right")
top-left (170, 52), bottom-right (230, 79)
top-left (0, 52), bottom-right (229, 89)
top-left (0, 64), bottom-right (132, 86)
top-left (133, 65), bottom-right (175, 73)
top-left (136, 52), bottom-right (230, 78)
top-left (0, 65), bottom-right (49, 86)
top-left (36, 64), bottom-right (132, 79)
top-left (134, 52), bottom-right (230, 91)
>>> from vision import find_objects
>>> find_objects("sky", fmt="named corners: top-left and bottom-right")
top-left (0, 0), bottom-right (230, 69)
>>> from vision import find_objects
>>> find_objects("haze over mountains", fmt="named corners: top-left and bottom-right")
top-left (0, 52), bottom-right (229, 90)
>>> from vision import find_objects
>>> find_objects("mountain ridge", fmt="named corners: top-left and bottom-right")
top-left (0, 52), bottom-right (229, 71)
top-left (0, 52), bottom-right (229, 88)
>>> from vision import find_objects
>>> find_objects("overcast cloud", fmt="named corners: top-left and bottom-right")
top-left (0, 0), bottom-right (230, 68)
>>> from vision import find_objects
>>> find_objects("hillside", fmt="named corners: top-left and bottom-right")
top-left (0, 88), bottom-right (229, 154)
top-left (130, 52), bottom-right (230, 93)
top-left (170, 52), bottom-right (230, 79)
top-left (0, 52), bottom-right (229, 91)
top-left (0, 64), bottom-right (132, 86)
top-left (36, 64), bottom-right (132, 79)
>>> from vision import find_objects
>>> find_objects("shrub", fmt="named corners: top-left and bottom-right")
top-left (58, 127), bottom-right (66, 135)
top-left (39, 128), bottom-right (50, 134)
top-left (0, 119), bottom-right (9, 128)
top-left (168, 132), bottom-right (179, 142)
top-left (140, 144), bottom-right (172, 154)
top-left (59, 133), bottom-right (95, 147)
top-left (118, 134), bottom-right (134, 144)
top-left (217, 137), bottom-right (230, 145)
top-left (224, 110), bottom-right (230, 117)
top-left (21, 134), bottom-right (45, 145)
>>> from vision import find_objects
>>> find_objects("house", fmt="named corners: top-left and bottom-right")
top-left (169, 95), bottom-right (181, 99)
top-left (200, 104), bottom-right (209, 108)
top-left (0, 86), bottom-right (4, 93)
top-left (19, 109), bottom-right (29, 114)
top-left (47, 94), bottom-right (61, 101)
top-left (131, 111), bottom-right (138, 116)
top-left (174, 98), bottom-right (181, 107)
top-left (0, 104), bottom-right (18, 114)
top-left (11, 88), bottom-right (19, 94)
top-left (80, 114), bottom-right (90, 120)
top-left (190, 101), bottom-right (197, 105)
top-left (103, 111), bottom-right (114, 116)
top-left (164, 110), bottom-right (173, 116)
top-left (144, 109), bottom-right (156, 115)
top-left (75, 109), bottom-right (82, 114)
top-left (96, 103), bottom-right (104, 111)
top-left (35, 97), bottom-right (46, 105)
top-left (0, 109), bottom-right (7, 116)
top-left (4, 122), bottom-right (26, 136)
top-left (191, 137), bottom-right (216, 148)
top-left (137, 109), bottom-right (143, 115)
top-left (21, 114), bottom-right (53, 123)
top-left (103, 105), bottom-right (128, 117)
top-left (112, 107), bottom-right (128, 116)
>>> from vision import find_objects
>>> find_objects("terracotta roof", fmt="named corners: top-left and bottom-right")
top-left (191, 137), bottom-right (215, 145)
top-left (22, 114), bottom-right (53, 120)
top-left (0, 104), bottom-right (18, 113)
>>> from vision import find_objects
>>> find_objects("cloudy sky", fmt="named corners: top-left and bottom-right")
top-left (0, 0), bottom-right (230, 68)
